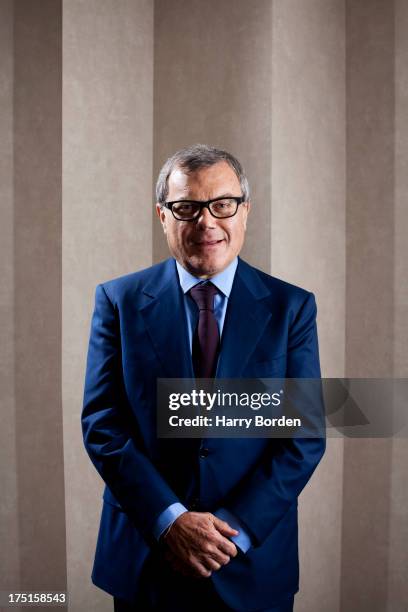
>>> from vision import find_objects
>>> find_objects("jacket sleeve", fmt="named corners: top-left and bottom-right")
top-left (225, 292), bottom-right (326, 546)
top-left (81, 284), bottom-right (180, 541)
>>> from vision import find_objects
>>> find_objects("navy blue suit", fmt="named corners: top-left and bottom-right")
top-left (82, 257), bottom-right (325, 611)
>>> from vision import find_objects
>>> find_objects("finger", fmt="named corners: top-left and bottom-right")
top-left (180, 551), bottom-right (213, 579)
top-left (200, 543), bottom-right (230, 566)
top-left (212, 516), bottom-right (239, 537)
top-left (210, 551), bottom-right (230, 566)
top-left (202, 556), bottom-right (222, 572)
top-left (203, 530), bottom-right (238, 558)
top-left (216, 537), bottom-right (238, 558)
top-left (190, 558), bottom-right (212, 578)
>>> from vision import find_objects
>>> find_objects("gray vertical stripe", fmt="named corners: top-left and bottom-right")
top-left (153, 0), bottom-right (273, 271)
top-left (342, 0), bottom-right (395, 610)
top-left (0, 0), bottom-right (20, 604)
top-left (13, 0), bottom-right (67, 603)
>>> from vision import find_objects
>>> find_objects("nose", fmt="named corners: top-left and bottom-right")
top-left (195, 206), bottom-right (216, 229)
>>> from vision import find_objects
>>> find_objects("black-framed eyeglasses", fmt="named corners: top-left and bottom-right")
top-left (162, 195), bottom-right (246, 221)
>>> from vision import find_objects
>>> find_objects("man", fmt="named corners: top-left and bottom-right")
top-left (82, 144), bottom-right (325, 612)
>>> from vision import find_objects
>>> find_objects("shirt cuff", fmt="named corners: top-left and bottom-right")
top-left (153, 503), bottom-right (188, 541)
top-left (215, 507), bottom-right (252, 553)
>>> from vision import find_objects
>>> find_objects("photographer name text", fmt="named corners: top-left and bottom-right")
top-left (168, 415), bottom-right (301, 428)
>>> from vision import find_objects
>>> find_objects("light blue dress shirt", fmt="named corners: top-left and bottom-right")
top-left (153, 258), bottom-right (252, 554)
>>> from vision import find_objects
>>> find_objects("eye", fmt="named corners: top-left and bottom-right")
top-left (173, 203), bottom-right (196, 213)
top-left (180, 204), bottom-right (193, 211)
top-left (211, 199), bottom-right (234, 211)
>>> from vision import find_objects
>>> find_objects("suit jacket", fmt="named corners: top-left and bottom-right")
top-left (81, 257), bottom-right (325, 611)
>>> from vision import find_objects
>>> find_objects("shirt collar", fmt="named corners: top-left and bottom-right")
top-left (176, 257), bottom-right (238, 298)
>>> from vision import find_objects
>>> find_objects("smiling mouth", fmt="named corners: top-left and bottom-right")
top-left (193, 239), bottom-right (224, 247)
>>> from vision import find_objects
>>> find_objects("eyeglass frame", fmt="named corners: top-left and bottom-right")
top-left (161, 195), bottom-right (246, 221)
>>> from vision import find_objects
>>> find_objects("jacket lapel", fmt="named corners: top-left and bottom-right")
top-left (216, 259), bottom-right (272, 378)
top-left (139, 259), bottom-right (194, 378)
top-left (139, 257), bottom-right (271, 379)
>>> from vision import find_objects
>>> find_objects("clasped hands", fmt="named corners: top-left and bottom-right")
top-left (162, 511), bottom-right (238, 578)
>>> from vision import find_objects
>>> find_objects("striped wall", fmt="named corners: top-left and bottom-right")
top-left (1, 1), bottom-right (407, 610)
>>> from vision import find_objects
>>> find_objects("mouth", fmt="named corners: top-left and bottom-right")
top-left (193, 238), bottom-right (225, 248)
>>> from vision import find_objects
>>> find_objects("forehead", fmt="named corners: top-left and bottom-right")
top-left (167, 161), bottom-right (241, 200)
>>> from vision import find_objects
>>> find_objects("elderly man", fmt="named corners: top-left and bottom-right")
top-left (82, 144), bottom-right (325, 612)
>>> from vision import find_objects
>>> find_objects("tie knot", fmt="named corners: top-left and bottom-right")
top-left (190, 282), bottom-right (218, 311)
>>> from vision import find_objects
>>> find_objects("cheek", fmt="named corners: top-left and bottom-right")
top-left (228, 223), bottom-right (245, 245)
top-left (170, 227), bottom-right (187, 250)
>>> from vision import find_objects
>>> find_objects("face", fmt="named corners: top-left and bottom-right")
top-left (156, 161), bottom-right (250, 279)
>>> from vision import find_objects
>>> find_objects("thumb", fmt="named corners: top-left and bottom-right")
top-left (212, 516), bottom-right (239, 536)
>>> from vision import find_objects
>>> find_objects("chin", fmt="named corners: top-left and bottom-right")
top-left (187, 256), bottom-right (227, 278)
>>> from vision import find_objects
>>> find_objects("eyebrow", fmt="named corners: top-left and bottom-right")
top-left (172, 193), bottom-right (238, 201)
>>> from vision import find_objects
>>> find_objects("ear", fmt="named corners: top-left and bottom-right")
top-left (156, 203), bottom-right (167, 233)
top-left (242, 200), bottom-right (251, 230)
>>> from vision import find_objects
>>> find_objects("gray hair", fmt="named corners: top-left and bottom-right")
top-left (155, 144), bottom-right (250, 204)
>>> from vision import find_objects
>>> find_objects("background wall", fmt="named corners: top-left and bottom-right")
top-left (1, 3), bottom-right (66, 612)
top-left (63, 1), bottom-right (153, 609)
top-left (1, 1), bottom-right (407, 611)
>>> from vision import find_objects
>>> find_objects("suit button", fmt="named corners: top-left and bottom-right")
top-left (199, 448), bottom-right (209, 458)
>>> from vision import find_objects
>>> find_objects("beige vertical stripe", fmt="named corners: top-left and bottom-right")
top-left (271, 2), bottom-right (346, 610)
top-left (62, 1), bottom-right (154, 610)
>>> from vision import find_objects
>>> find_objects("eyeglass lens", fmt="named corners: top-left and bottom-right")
top-left (172, 198), bottom-right (238, 220)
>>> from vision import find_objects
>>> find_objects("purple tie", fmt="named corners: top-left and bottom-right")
top-left (190, 283), bottom-right (220, 378)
